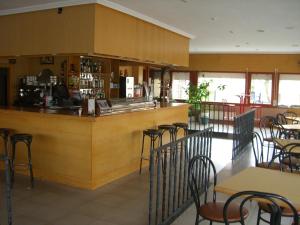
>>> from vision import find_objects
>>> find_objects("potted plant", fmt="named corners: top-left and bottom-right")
top-left (186, 81), bottom-right (210, 124)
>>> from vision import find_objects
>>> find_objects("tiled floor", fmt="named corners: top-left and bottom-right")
top-left (0, 137), bottom-right (275, 225)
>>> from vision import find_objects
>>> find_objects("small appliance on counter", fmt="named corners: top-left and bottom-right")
top-left (119, 76), bottom-right (134, 98)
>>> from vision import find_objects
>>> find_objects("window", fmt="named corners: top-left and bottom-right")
top-left (198, 72), bottom-right (246, 103)
top-left (278, 74), bottom-right (300, 107)
top-left (250, 73), bottom-right (272, 104)
top-left (172, 72), bottom-right (190, 100)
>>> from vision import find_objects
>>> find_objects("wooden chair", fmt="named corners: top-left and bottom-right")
top-left (251, 131), bottom-right (287, 171)
top-left (223, 191), bottom-right (299, 225)
top-left (283, 111), bottom-right (298, 124)
top-left (259, 116), bottom-right (276, 161)
top-left (279, 143), bottom-right (300, 172)
top-left (276, 113), bottom-right (288, 125)
top-left (283, 111), bottom-right (297, 118)
top-left (188, 155), bottom-right (248, 225)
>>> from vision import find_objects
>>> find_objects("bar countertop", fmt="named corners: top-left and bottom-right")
top-left (0, 102), bottom-right (188, 121)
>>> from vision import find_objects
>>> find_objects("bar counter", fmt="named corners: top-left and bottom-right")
top-left (0, 103), bottom-right (189, 189)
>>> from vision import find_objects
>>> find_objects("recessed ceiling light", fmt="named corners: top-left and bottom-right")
top-left (210, 17), bottom-right (216, 21)
top-left (245, 42), bottom-right (249, 45)
top-left (292, 44), bottom-right (299, 47)
top-left (256, 29), bottom-right (265, 33)
top-left (235, 45), bottom-right (240, 48)
top-left (285, 26), bottom-right (294, 30)
top-left (256, 49), bottom-right (260, 51)
top-left (229, 30), bottom-right (234, 34)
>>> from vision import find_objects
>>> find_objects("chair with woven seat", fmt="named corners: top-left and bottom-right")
top-left (283, 111), bottom-right (298, 124)
top-left (188, 155), bottom-right (249, 225)
top-left (279, 143), bottom-right (300, 172)
top-left (223, 191), bottom-right (299, 225)
top-left (252, 131), bottom-right (287, 171)
top-left (276, 113), bottom-right (288, 125)
top-left (259, 116), bottom-right (276, 161)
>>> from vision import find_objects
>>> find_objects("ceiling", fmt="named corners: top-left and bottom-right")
top-left (0, 0), bottom-right (300, 54)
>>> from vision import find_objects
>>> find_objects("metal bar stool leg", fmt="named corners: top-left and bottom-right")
top-left (11, 142), bottom-right (16, 188)
top-left (4, 156), bottom-right (12, 225)
top-left (139, 134), bottom-right (145, 174)
top-left (27, 143), bottom-right (34, 188)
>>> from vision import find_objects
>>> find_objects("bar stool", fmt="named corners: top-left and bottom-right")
top-left (158, 124), bottom-right (177, 144)
top-left (10, 133), bottom-right (34, 188)
top-left (172, 122), bottom-right (189, 140)
top-left (139, 129), bottom-right (163, 174)
top-left (0, 128), bottom-right (11, 157)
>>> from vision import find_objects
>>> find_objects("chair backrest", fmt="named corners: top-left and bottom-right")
top-left (270, 121), bottom-right (287, 140)
top-left (251, 131), bottom-right (264, 166)
top-left (223, 191), bottom-right (299, 225)
top-left (283, 111), bottom-right (297, 118)
top-left (281, 142), bottom-right (300, 172)
top-left (188, 155), bottom-right (217, 209)
top-left (276, 113), bottom-right (287, 125)
top-left (259, 116), bottom-right (276, 139)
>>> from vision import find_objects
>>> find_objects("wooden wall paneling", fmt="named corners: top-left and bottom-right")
top-left (91, 104), bottom-right (189, 189)
top-left (94, 4), bottom-right (121, 56)
top-left (0, 15), bottom-right (18, 56)
top-left (189, 54), bottom-right (300, 73)
top-left (0, 109), bottom-right (94, 189)
top-left (0, 5), bottom-right (95, 56)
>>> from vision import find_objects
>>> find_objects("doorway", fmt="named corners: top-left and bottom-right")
top-left (0, 67), bottom-right (9, 106)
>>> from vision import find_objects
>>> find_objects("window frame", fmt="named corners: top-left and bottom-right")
top-left (277, 72), bottom-right (300, 107)
top-left (247, 72), bottom-right (275, 107)
top-left (197, 71), bottom-right (247, 104)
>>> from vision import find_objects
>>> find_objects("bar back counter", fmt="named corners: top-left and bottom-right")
top-left (0, 103), bottom-right (188, 189)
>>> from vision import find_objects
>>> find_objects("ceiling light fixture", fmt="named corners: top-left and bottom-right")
top-left (210, 17), bottom-right (216, 21)
top-left (285, 26), bottom-right (294, 30)
top-left (235, 45), bottom-right (240, 47)
top-left (229, 30), bottom-right (234, 34)
top-left (292, 44), bottom-right (299, 47)
top-left (256, 29), bottom-right (265, 33)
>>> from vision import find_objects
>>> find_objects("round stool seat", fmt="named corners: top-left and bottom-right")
top-left (0, 128), bottom-right (13, 137)
top-left (173, 122), bottom-right (188, 129)
top-left (158, 124), bottom-right (176, 131)
top-left (143, 129), bottom-right (163, 137)
top-left (10, 133), bottom-right (32, 143)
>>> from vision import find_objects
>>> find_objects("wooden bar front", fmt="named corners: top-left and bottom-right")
top-left (0, 103), bottom-right (189, 189)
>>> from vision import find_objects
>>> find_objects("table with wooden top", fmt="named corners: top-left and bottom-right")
top-left (281, 124), bottom-right (300, 131)
top-left (286, 116), bottom-right (300, 123)
top-left (273, 138), bottom-right (300, 154)
top-left (215, 167), bottom-right (300, 209)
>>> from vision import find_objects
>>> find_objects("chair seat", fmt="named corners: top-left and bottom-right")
top-left (263, 137), bottom-right (273, 143)
top-left (259, 202), bottom-right (300, 216)
top-left (257, 162), bottom-right (288, 171)
top-left (199, 201), bottom-right (248, 223)
top-left (282, 157), bottom-right (300, 167)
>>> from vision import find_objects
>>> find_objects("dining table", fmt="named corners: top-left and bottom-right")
top-left (281, 124), bottom-right (300, 131)
top-left (214, 167), bottom-right (300, 209)
top-left (273, 138), bottom-right (300, 154)
top-left (285, 116), bottom-right (300, 124)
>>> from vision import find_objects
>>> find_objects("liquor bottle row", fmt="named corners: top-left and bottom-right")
top-left (80, 58), bottom-right (102, 73)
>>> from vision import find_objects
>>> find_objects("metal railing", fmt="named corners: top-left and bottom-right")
top-left (232, 109), bottom-right (255, 159)
top-left (148, 128), bottom-right (213, 225)
top-left (188, 102), bottom-right (237, 136)
top-left (0, 154), bottom-right (12, 225)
